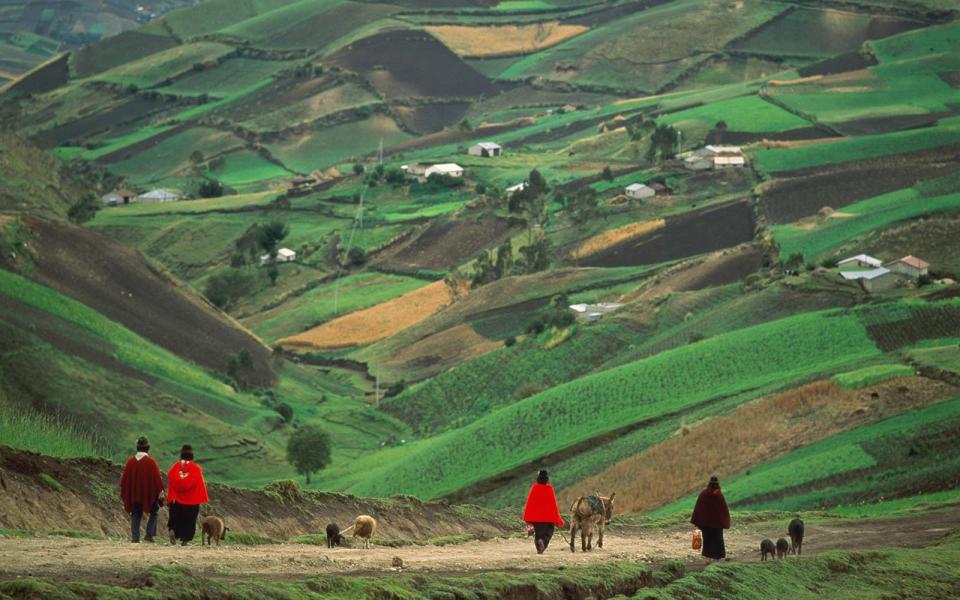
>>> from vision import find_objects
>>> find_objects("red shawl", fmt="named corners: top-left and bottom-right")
top-left (522, 483), bottom-right (565, 527)
top-left (119, 454), bottom-right (164, 513)
top-left (691, 488), bottom-right (731, 529)
top-left (166, 460), bottom-right (208, 506)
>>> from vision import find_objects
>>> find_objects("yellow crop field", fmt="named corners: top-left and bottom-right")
top-left (279, 281), bottom-right (458, 350)
top-left (569, 219), bottom-right (666, 260)
top-left (426, 22), bottom-right (588, 58)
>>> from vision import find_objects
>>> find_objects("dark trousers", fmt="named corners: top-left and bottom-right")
top-left (131, 500), bottom-right (160, 542)
top-left (701, 527), bottom-right (726, 559)
top-left (167, 502), bottom-right (201, 543)
top-left (533, 523), bottom-right (555, 551)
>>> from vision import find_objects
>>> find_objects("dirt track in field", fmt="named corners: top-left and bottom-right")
top-left (1, 507), bottom-right (956, 583)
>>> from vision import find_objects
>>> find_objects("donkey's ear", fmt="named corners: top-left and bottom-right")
top-left (609, 492), bottom-right (616, 500)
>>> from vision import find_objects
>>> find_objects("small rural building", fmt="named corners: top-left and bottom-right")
top-left (260, 248), bottom-right (297, 265)
top-left (840, 267), bottom-right (904, 292)
top-left (102, 189), bottom-right (137, 206)
top-left (886, 255), bottom-right (929, 279)
top-left (570, 302), bottom-right (624, 322)
top-left (401, 164), bottom-right (430, 177)
top-left (624, 183), bottom-right (655, 200)
top-left (684, 145), bottom-right (746, 170)
top-left (468, 142), bottom-right (502, 157)
top-left (424, 163), bottom-right (464, 178)
top-left (138, 188), bottom-right (180, 202)
top-left (838, 254), bottom-right (883, 269)
top-left (561, 104), bottom-right (577, 113)
top-left (506, 182), bottom-right (528, 198)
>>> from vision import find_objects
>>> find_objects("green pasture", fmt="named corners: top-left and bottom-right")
top-left (0, 401), bottom-right (103, 459)
top-left (94, 42), bottom-right (235, 88)
top-left (334, 310), bottom-right (882, 498)
top-left (53, 125), bottom-right (177, 162)
top-left (676, 56), bottom-right (796, 91)
top-left (832, 363), bottom-right (914, 389)
top-left (268, 114), bottom-right (412, 173)
top-left (752, 116), bottom-right (960, 174)
top-left (907, 344), bottom-right (960, 375)
top-left (212, 150), bottom-right (293, 187)
top-left (660, 94), bottom-right (812, 132)
top-left (108, 127), bottom-right (246, 184)
top-left (240, 83), bottom-right (380, 133)
top-left (158, 58), bottom-right (291, 97)
top-left (218, 0), bottom-right (344, 41)
top-left (157, 0), bottom-right (299, 39)
top-left (245, 272), bottom-right (428, 342)
top-left (772, 188), bottom-right (960, 262)
top-left (870, 20), bottom-right (960, 63)
top-left (656, 395), bottom-right (960, 515)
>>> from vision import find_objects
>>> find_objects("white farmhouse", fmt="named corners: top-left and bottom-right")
top-left (624, 183), bottom-right (655, 200)
top-left (424, 163), bottom-right (464, 178)
top-left (506, 182), bottom-right (528, 197)
top-left (468, 142), bottom-right (502, 157)
top-left (838, 254), bottom-right (883, 269)
top-left (138, 188), bottom-right (180, 202)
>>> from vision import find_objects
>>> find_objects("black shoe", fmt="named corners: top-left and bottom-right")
top-left (181, 540), bottom-right (189, 546)
top-left (536, 539), bottom-right (545, 554)
top-left (144, 535), bottom-right (155, 543)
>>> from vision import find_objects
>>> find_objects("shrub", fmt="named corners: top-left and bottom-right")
top-left (204, 269), bottom-right (255, 310)
top-left (286, 426), bottom-right (332, 484)
top-left (38, 473), bottom-right (64, 492)
top-left (504, 336), bottom-right (517, 347)
top-left (274, 402), bottom-right (294, 423)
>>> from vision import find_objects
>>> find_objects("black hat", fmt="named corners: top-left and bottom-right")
top-left (136, 436), bottom-right (150, 451)
top-left (537, 469), bottom-right (549, 484)
top-left (708, 476), bottom-right (720, 489)
top-left (180, 444), bottom-right (194, 460)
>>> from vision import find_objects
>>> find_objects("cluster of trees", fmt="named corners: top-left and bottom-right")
top-left (207, 220), bottom-right (291, 309)
top-left (623, 119), bottom-right (681, 162)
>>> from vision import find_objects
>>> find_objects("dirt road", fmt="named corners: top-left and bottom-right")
top-left (1, 507), bottom-right (956, 583)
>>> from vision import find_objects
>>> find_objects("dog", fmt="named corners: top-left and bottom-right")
top-left (776, 538), bottom-right (789, 559)
top-left (760, 538), bottom-right (776, 561)
top-left (325, 523), bottom-right (346, 548)
top-left (201, 516), bottom-right (228, 546)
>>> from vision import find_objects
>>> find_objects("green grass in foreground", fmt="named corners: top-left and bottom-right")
top-left (0, 404), bottom-right (103, 458)
top-left (832, 363), bottom-right (914, 389)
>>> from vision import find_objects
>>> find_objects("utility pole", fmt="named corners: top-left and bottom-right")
top-left (375, 368), bottom-right (380, 408)
top-left (677, 129), bottom-right (683, 155)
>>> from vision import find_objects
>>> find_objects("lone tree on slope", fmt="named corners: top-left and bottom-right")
top-left (286, 425), bottom-right (332, 484)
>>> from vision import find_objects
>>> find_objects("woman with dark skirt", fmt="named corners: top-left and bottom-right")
top-left (691, 476), bottom-right (731, 560)
top-left (166, 444), bottom-right (209, 546)
top-left (522, 469), bottom-right (565, 554)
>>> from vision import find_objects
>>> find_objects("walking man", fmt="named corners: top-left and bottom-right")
top-left (120, 436), bottom-right (164, 543)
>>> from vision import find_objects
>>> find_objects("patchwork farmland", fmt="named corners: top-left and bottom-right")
top-left (2, 0), bottom-right (960, 596)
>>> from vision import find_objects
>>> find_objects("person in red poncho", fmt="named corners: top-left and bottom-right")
top-left (691, 475), bottom-right (731, 560)
top-left (522, 469), bottom-right (565, 554)
top-left (119, 436), bottom-right (164, 543)
top-left (166, 444), bottom-right (209, 546)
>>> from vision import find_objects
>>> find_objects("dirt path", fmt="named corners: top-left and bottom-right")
top-left (1, 507), bottom-right (956, 584)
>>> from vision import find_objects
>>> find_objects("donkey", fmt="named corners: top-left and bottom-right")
top-left (569, 492), bottom-right (615, 553)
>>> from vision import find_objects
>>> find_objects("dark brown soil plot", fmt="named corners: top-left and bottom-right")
top-left (72, 30), bottom-right (179, 78)
top-left (940, 72), bottom-right (960, 89)
top-left (18, 216), bottom-right (276, 387)
top-left (31, 96), bottom-right (171, 148)
top-left (797, 51), bottom-right (878, 77)
top-left (864, 304), bottom-right (960, 352)
top-left (831, 111), bottom-right (957, 136)
top-left (3, 53), bottom-right (68, 95)
top-left (761, 144), bottom-right (960, 224)
top-left (376, 213), bottom-right (519, 272)
top-left (579, 201), bottom-right (756, 268)
top-left (671, 246), bottom-right (764, 292)
top-left (393, 101), bottom-right (471, 134)
top-left (331, 30), bottom-right (497, 99)
top-left (707, 126), bottom-right (834, 145)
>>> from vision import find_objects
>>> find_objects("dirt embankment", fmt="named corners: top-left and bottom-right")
top-left (0, 445), bottom-right (514, 542)
top-left (7, 216), bottom-right (275, 387)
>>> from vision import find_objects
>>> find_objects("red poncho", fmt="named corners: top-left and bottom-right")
top-left (691, 488), bottom-right (731, 529)
top-left (166, 460), bottom-right (208, 506)
top-left (119, 453), bottom-right (164, 513)
top-left (522, 483), bottom-right (565, 527)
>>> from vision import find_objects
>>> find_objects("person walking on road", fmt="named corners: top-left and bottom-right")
top-left (166, 444), bottom-right (208, 546)
top-left (120, 436), bottom-right (164, 543)
top-left (691, 475), bottom-right (731, 560)
top-left (522, 469), bottom-right (565, 554)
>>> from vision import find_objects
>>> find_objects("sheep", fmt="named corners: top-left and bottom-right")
top-left (788, 518), bottom-right (805, 555)
top-left (352, 515), bottom-right (377, 549)
top-left (760, 538), bottom-right (776, 561)
top-left (201, 516), bottom-right (227, 546)
top-left (325, 523), bottom-right (346, 548)
top-left (776, 537), bottom-right (789, 559)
